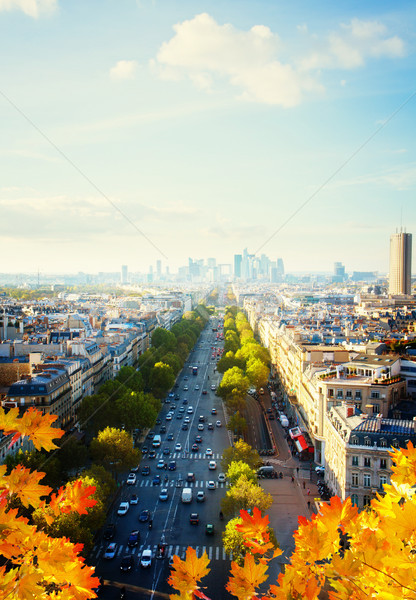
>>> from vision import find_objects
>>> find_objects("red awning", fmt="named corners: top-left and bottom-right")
top-left (294, 435), bottom-right (308, 453)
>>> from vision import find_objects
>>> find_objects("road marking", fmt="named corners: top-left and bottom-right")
top-left (216, 546), bottom-right (219, 560)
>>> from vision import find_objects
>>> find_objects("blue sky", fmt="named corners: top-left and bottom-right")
top-left (0, 0), bottom-right (415, 275)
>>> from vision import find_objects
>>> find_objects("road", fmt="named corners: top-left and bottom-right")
top-left (91, 316), bottom-right (234, 599)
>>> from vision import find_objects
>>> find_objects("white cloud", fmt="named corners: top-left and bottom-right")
top-left (153, 12), bottom-right (322, 107)
top-left (153, 13), bottom-right (404, 106)
top-left (109, 60), bottom-right (139, 80)
top-left (0, 0), bottom-right (56, 18)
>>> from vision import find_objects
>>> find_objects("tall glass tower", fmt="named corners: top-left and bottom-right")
top-left (389, 231), bottom-right (412, 295)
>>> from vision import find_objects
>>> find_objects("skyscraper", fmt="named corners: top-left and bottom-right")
top-left (234, 254), bottom-right (242, 278)
top-left (121, 265), bottom-right (128, 284)
top-left (389, 231), bottom-right (412, 295)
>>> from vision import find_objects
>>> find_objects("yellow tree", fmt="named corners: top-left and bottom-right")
top-left (0, 407), bottom-right (99, 599)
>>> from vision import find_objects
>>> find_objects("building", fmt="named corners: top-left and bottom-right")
top-left (389, 231), bottom-right (412, 295)
top-left (121, 265), bottom-right (128, 285)
top-left (333, 262), bottom-right (346, 282)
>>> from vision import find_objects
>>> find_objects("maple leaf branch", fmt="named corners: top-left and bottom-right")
top-left (361, 558), bottom-right (416, 594)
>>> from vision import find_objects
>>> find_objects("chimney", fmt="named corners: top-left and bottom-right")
top-left (345, 399), bottom-right (355, 418)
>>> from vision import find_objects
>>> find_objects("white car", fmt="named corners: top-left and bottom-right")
top-left (175, 443), bottom-right (182, 452)
top-left (166, 414), bottom-right (172, 421)
top-left (126, 473), bottom-right (136, 485)
top-left (159, 488), bottom-right (169, 501)
top-left (184, 416), bottom-right (190, 423)
top-left (197, 423), bottom-right (204, 431)
top-left (218, 473), bottom-right (226, 483)
top-left (103, 542), bottom-right (118, 559)
top-left (117, 502), bottom-right (129, 516)
top-left (208, 460), bottom-right (217, 470)
top-left (210, 384), bottom-right (216, 391)
top-left (195, 385), bottom-right (200, 390)
top-left (157, 460), bottom-right (166, 469)
top-left (140, 549), bottom-right (152, 568)
top-left (207, 481), bottom-right (216, 490)
top-left (216, 420), bottom-right (222, 427)
top-left (205, 448), bottom-right (213, 457)
top-left (187, 406), bottom-right (194, 414)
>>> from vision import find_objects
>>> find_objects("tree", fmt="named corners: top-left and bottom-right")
top-left (224, 330), bottom-right (240, 354)
top-left (115, 366), bottom-right (144, 391)
top-left (227, 411), bottom-right (247, 437)
top-left (221, 475), bottom-right (273, 517)
top-left (226, 460), bottom-right (257, 487)
top-left (151, 327), bottom-right (177, 352)
top-left (222, 517), bottom-right (246, 564)
top-left (246, 357), bottom-right (269, 390)
top-left (77, 393), bottom-right (119, 436)
top-left (0, 406), bottom-right (99, 599)
top-left (217, 351), bottom-right (245, 374)
top-left (216, 367), bottom-right (249, 401)
top-left (115, 389), bottom-right (158, 432)
top-left (56, 436), bottom-right (88, 477)
top-left (149, 361), bottom-right (175, 398)
top-left (90, 427), bottom-right (139, 476)
top-left (160, 351), bottom-right (183, 374)
top-left (221, 440), bottom-right (262, 472)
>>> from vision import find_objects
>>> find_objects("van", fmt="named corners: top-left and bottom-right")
top-left (152, 435), bottom-right (161, 448)
top-left (181, 488), bottom-right (192, 503)
top-left (257, 466), bottom-right (275, 476)
top-left (279, 415), bottom-right (289, 428)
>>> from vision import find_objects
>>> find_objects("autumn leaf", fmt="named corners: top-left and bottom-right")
top-left (236, 507), bottom-right (270, 540)
top-left (0, 406), bottom-right (20, 434)
top-left (45, 479), bottom-right (97, 519)
top-left (226, 553), bottom-right (268, 600)
top-left (3, 465), bottom-right (52, 508)
top-left (168, 547), bottom-right (210, 598)
top-left (18, 408), bottom-right (64, 451)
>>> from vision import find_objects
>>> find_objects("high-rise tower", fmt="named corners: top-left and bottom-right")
top-left (389, 231), bottom-right (412, 295)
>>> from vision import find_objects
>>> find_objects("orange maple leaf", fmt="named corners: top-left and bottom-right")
top-left (3, 465), bottom-right (52, 508)
top-left (168, 547), bottom-right (210, 597)
top-left (18, 408), bottom-right (64, 451)
top-left (236, 507), bottom-right (270, 540)
top-left (226, 553), bottom-right (268, 600)
top-left (45, 480), bottom-right (97, 519)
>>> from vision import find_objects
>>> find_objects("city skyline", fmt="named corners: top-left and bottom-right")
top-left (0, 1), bottom-right (415, 274)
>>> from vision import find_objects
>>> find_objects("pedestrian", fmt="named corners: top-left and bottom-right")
top-left (307, 488), bottom-right (310, 495)
top-left (296, 467), bottom-right (299, 475)
top-left (303, 481), bottom-right (305, 489)
top-left (307, 500), bottom-right (311, 509)
top-left (291, 476), bottom-right (294, 483)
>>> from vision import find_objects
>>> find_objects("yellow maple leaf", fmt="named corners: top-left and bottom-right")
top-left (45, 479), bottom-right (97, 518)
top-left (18, 408), bottom-right (64, 451)
top-left (168, 547), bottom-right (210, 597)
top-left (226, 553), bottom-right (268, 600)
top-left (3, 465), bottom-right (51, 508)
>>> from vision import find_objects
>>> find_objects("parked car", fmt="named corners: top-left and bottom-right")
top-left (315, 466), bottom-right (325, 475)
top-left (103, 542), bottom-right (118, 559)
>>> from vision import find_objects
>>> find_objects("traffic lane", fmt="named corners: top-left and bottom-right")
top-left (244, 395), bottom-right (269, 450)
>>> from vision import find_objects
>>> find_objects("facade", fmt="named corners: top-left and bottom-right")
top-left (389, 231), bottom-right (412, 295)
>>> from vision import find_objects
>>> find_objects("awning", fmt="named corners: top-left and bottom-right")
top-left (289, 427), bottom-right (302, 439)
top-left (294, 435), bottom-right (308, 452)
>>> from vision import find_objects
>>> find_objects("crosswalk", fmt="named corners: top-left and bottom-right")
top-left (93, 542), bottom-right (233, 562)
top-left (145, 452), bottom-right (223, 460)
top-left (135, 479), bottom-right (227, 488)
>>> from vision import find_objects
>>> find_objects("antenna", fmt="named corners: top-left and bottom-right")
top-left (400, 204), bottom-right (403, 231)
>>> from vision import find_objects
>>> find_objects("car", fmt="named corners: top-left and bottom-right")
top-left (155, 418), bottom-right (161, 425)
top-left (196, 490), bottom-right (205, 502)
top-left (168, 460), bottom-right (176, 471)
top-left (163, 447), bottom-right (170, 455)
top-left (179, 406), bottom-right (185, 413)
top-left (165, 397), bottom-right (171, 403)
top-left (206, 448), bottom-right (213, 457)
top-left (160, 425), bottom-right (167, 433)
top-left (266, 408), bottom-right (272, 413)
top-left (207, 481), bottom-right (216, 490)
top-left (268, 414), bottom-right (275, 420)
top-left (218, 473), bottom-right (226, 483)
top-left (195, 435), bottom-right (202, 443)
top-left (211, 384), bottom-right (216, 391)
top-left (152, 475), bottom-right (161, 485)
top-left (198, 415), bottom-right (205, 422)
top-left (126, 473), bottom-right (136, 485)
top-left (211, 408), bottom-right (217, 415)
top-left (120, 554), bottom-right (134, 572)
top-left (127, 530), bottom-right (140, 547)
top-left (195, 385), bottom-right (200, 390)
top-left (167, 433), bottom-right (174, 441)
top-left (166, 414), bottom-right (172, 421)
top-left (315, 466), bottom-right (325, 475)
top-left (175, 394), bottom-right (180, 400)
top-left (198, 423), bottom-right (204, 431)
top-left (140, 549), bottom-right (152, 568)
top-left (191, 443), bottom-right (199, 452)
top-left (175, 443), bottom-right (182, 452)
top-left (182, 423), bottom-right (189, 430)
top-left (182, 398), bottom-right (188, 405)
top-left (169, 392), bottom-right (175, 398)
top-left (142, 446), bottom-right (148, 454)
top-left (208, 460), bottom-right (217, 470)
top-left (157, 460), bottom-right (166, 469)
top-left (202, 389), bottom-right (207, 395)
top-left (139, 509), bottom-right (151, 522)
top-left (117, 502), bottom-right (129, 516)
top-left (189, 513), bottom-right (199, 525)
top-left (104, 542), bottom-right (118, 559)
top-left (147, 431), bottom-right (155, 440)
top-left (141, 465), bottom-right (150, 476)
top-left (184, 376), bottom-right (189, 380)
top-left (184, 416), bottom-right (190, 423)
top-left (148, 449), bottom-right (156, 459)
top-left (176, 413), bottom-right (183, 420)
top-left (207, 422), bottom-right (214, 430)
top-left (170, 404), bottom-right (176, 411)
top-left (216, 420), bottom-right (222, 427)
top-left (205, 523), bottom-right (215, 535)
top-left (187, 472), bottom-right (195, 483)
top-left (159, 488), bottom-right (169, 501)
top-left (103, 523), bottom-right (116, 540)
top-left (183, 385), bottom-right (189, 391)
top-left (187, 406), bottom-right (194, 414)
top-left (130, 494), bottom-right (139, 505)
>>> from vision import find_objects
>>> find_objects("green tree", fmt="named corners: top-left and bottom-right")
top-left (115, 389), bottom-right (157, 433)
top-left (224, 330), bottom-right (240, 354)
top-left (227, 411), bottom-right (247, 437)
top-left (90, 427), bottom-right (139, 476)
top-left (221, 440), bottom-right (262, 472)
top-left (160, 351), bottom-right (182, 374)
top-left (217, 351), bottom-right (245, 374)
top-left (149, 361), bottom-right (175, 398)
top-left (83, 463), bottom-right (117, 500)
top-left (217, 366), bottom-right (250, 401)
top-left (77, 393), bottom-right (119, 436)
top-left (151, 327), bottom-right (177, 351)
top-left (221, 475), bottom-right (272, 516)
top-left (226, 460), bottom-right (257, 487)
top-left (115, 366), bottom-right (144, 391)
top-left (56, 436), bottom-right (88, 477)
top-left (246, 357), bottom-right (269, 390)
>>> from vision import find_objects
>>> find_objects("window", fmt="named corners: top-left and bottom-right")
top-left (355, 390), bottom-right (362, 399)
top-left (363, 495), bottom-right (371, 507)
top-left (372, 404), bottom-right (380, 414)
top-left (352, 473), bottom-right (359, 487)
top-left (328, 388), bottom-right (334, 398)
top-left (392, 439), bottom-right (400, 449)
top-left (363, 474), bottom-right (371, 488)
top-left (336, 390), bottom-right (343, 399)
top-left (351, 436), bottom-right (359, 445)
top-left (371, 391), bottom-right (380, 399)
top-left (352, 456), bottom-right (359, 466)
top-left (380, 439), bottom-right (387, 448)
top-left (379, 475), bottom-right (387, 490)
top-left (364, 457), bottom-right (371, 468)
top-left (364, 437), bottom-right (372, 446)
top-left (380, 458), bottom-right (387, 469)
top-left (346, 390), bottom-right (352, 398)
top-left (351, 494), bottom-right (359, 506)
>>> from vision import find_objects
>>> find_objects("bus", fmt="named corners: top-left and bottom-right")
top-left (192, 366), bottom-right (198, 376)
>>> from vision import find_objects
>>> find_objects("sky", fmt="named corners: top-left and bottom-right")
top-left (0, 0), bottom-right (415, 276)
